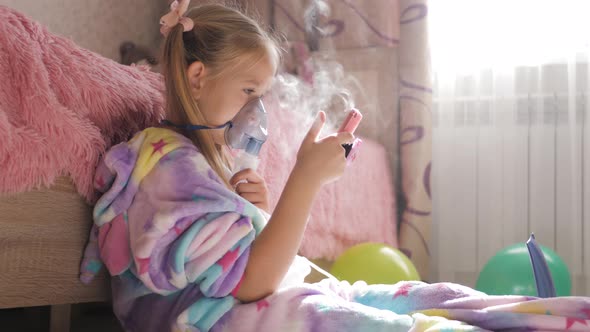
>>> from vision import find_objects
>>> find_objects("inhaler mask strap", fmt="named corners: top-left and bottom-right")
top-left (160, 97), bottom-right (268, 155)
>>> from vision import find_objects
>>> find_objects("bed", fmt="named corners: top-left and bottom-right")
top-left (0, 177), bottom-right (110, 331)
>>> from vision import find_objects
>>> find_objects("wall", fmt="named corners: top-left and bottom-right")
top-left (0, 0), bottom-right (166, 61)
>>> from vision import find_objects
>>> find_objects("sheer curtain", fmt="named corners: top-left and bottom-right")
top-left (429, 0), bottom-right (590, 295)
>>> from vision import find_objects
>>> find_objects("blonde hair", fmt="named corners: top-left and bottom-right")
top-left (161, 4), bottom-right (280, 188)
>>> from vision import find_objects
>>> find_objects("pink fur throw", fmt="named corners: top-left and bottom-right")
top-left (0, 6), bottom-right (165, 201)
top-left (258, 102), bottom-right (398, 260)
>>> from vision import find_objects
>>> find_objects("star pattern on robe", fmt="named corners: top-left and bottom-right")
top-left (566, 317), bottom-right (588, 330)
top-left (137, 257), bottom-right (150, 274)
top-left (151, 139), bottom-right (168, 156)
top-left (231, 277), bottom-right (244, 297)
top-left (95, 175), bottom-right (105, 188)
top-left (217, 247), bottom-right (240, 272)
top-left (256, 299), bottom-right (269, 311)
top-left (393, 283), bottom-right (413, 299)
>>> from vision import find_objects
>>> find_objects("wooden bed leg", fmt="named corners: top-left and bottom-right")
top-left (50, 304), bottom-right (71, 332)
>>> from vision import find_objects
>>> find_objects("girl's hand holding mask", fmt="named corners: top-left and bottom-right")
top-left (230, 169), bottom-right (270, 214)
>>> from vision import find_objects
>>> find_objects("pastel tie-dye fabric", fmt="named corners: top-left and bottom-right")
top-left (80, 127), bottom-right (265, 331)
top-left (213, 279), bottom-right (590, 332)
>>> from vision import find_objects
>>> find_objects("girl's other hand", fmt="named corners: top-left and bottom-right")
top-left (295, 111), bottom-right (355, 186)
top-left (230, 169), bottom-right (270, 214)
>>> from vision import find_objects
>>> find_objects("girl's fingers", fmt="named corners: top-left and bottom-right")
top-left (236, 182), bottom-right (263, 194)
top-left (230, 168), bottom-right (263, 186)
top-left (240, 192), bottom-right (266, 204)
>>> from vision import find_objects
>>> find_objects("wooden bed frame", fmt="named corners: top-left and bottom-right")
top-left (0, 177), bottom-right (110, 331)
top-left (0, 177), bottom-right (331, 331)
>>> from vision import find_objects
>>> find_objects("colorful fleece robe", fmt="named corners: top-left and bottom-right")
top-left (80, 127), bottom-right (266, 331)
top-left (81, 127), bottom-right (590, 332)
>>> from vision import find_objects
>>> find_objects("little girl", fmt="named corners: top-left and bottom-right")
top-left (80, 3), bottom-right (590, 332)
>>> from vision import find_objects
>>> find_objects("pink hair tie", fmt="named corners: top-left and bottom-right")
top-left (160, 0), bottom-right (194, 37)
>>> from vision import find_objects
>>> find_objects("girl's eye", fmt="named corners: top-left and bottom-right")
top-left (243, 88), bottom-right (255, 95)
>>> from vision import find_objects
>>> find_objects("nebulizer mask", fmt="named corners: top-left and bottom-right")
top-left (162, 97), bottom-right (268, 173)
top-left (224, 98), bottom-right (268, 172)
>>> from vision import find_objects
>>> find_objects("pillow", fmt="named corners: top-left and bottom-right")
top-left (258, 99), bottom-right (398, 260)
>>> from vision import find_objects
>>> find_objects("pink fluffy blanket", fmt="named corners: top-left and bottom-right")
top-left (0, 6), bottom-right (165, 201)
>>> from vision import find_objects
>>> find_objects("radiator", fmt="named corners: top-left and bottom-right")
top-left (431, 91), bottom-right (590, 296)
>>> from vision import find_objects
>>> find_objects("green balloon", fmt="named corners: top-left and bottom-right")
top-left (330, 243), bottom-right (420, 284)
top-left (476, 243), bottom-right (572, 296)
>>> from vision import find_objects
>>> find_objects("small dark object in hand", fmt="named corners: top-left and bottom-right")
top-left (342, 143), bottom-right (352, 158)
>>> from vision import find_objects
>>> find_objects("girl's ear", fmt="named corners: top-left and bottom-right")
top-left (187, 61), bottom-right (207, 99)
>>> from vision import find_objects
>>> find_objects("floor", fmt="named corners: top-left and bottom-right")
top-left (0, 303), bottom-right (123, 332)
